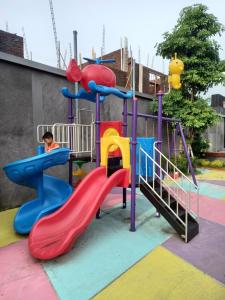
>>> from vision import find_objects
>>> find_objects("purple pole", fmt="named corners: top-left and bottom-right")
top-left (68, 98), bottom-right (74, 124)
top-left (177, 123), bottom-right (197, 186)
top-left (95, 93), bottom-right (101, 167)
top-left (157, 91), bottom-right (163, 176)
top-left (68, 98), bottom-right (74, 185)
top-left (155, 91), bottom-right (163, 218)
top-left (127, 112), bottom-right (180, 123)
top-left (123, 98), bottom-right (128, 137)
top-left (168, 122), bottom-right (171, 160)
top-left (130, 97), bottom-right (138, 232)
top-left (122, 98), bottom-right (128, 208)
top-left (95, 93), bottom-right (101, 218)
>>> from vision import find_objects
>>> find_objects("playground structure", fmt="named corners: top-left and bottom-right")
top-left (4, 55), bottom-right (199, 260)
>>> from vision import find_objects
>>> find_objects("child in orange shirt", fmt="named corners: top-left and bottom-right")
top-left (42, 132), bottom-right (59, 153)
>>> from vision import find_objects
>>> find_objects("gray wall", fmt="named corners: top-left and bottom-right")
top-left (0, 54), bottom-right (74, 210)
top-left (0, 52), bottom-right (168, 210)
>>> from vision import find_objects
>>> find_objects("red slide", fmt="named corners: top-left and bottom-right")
top-left (29, 167), bottom-right (129, 260)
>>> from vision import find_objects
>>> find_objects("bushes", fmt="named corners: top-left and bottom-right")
top-left (169, 154), bottom-right (189, 174)
top-left (195, 159), bottom-right (225, 168)
top-left (169, 156), bottom-right (225, 175)
top-left (209, 160), bottom-right (224, 168)
top-left (191, 133), bottom-right (210, 157)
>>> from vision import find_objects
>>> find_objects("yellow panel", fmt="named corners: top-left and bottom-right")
top-left (103, 128), bottom-right (119, 152)
top-left (94, 246), bottom-right (225, 300)
top-left (0, 208), bottom-right (24, 247)
top-left (100, 136), bottom-right (130, 170)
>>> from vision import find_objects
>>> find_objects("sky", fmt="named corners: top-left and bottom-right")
top-left (0, 0), bottom-right (225, 97)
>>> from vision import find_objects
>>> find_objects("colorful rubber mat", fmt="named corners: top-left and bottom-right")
top-left (0, 169), bottom-right (225, 299)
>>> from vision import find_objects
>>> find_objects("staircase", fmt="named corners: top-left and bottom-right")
top-left (139, 144), bottom-right (199, 242)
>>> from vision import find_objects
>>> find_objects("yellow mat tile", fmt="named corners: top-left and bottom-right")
top-left (93, 246), bottom-right (225, 300)
top-left (0, 208), bottom-right (24, 247)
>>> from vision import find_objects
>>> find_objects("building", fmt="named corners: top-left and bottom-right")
top-left (207, 94), bottom-right (225, 152)
top-left (0, 30), bottom-right (24, 58)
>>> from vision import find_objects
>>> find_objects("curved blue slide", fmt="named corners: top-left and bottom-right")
top-left (3, 148), bottom-right (73, 234)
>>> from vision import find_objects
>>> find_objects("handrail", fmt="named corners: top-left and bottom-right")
top-left (139, 148), bottom-right (186, 226)
top-left (37, 123), bottom-right (95, 158)
top-left (139, 145), bottom-right (199, 242)
top-left (37, 124), bottom-right (54, 143)
top-left (140, 147), bottom-right (188, 197)
top-left (154, 145), bottom-right (198, 190)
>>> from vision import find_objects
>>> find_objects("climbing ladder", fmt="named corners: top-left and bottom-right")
top-left (139, 142), bottom-right (199, 242)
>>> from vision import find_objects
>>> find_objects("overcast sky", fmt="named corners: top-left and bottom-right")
top-left (1, 0), bottom-right (225, 96)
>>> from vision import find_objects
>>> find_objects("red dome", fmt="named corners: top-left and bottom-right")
top-left (81, 64), bottom-right (116, 91)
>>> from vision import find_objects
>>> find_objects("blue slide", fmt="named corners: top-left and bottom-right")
top-left (3, 148), bottom-right (73, 234)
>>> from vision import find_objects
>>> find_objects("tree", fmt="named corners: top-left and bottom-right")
top-left (155, 4), bottom-right (225, 156)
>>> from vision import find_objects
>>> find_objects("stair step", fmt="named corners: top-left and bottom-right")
top-left (140, 181), bottom-right (199, 243)
top-left (170, 201), bottom-right (186, 218)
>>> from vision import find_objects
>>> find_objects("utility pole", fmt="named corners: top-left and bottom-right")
top-left (101, 24), bottom-right (105, 58)
top-left (49, 0), bottom-right (60, 68)
top-left (22, 27), bottom-right (29, 60)
top-left (69, 43), bottom-right (72, 60)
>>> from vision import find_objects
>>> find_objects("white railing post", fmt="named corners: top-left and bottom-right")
top-left (139, 146), bottom-right (141, 186)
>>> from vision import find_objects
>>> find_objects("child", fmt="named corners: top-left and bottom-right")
top-left (42, 132), bottom-right (59, 153)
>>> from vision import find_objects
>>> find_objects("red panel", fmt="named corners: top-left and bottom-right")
top-left (100, 121), bottom-right (123, 157)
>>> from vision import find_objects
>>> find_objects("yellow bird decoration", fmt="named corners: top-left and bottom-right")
top-left (168, 53), bottom-right (184, 90)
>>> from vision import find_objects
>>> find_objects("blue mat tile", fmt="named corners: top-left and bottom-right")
top-left (43, 196), bottom-right (174, 300)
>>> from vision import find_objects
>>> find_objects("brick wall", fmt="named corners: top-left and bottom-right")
top-left (101, 49), bottom-right (122, 70)
top-left (112, 68), bottom-right (127, 87)
top-left (0, 30), bottom-right (24, 58)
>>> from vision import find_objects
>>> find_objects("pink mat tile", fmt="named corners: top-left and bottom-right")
top-left (190, 192), bottom-right (225, 226)
top-left (102, 188), bottom-right (131, 209)
top-left (0, 240), bottom-right (57, 300)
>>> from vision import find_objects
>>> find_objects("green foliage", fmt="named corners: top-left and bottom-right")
top-left (169, 154), bottom-right (188, 174)
top-left (155, 4), bottom-right (225, 157)
top-left (195, 158), bottom-right (225, 168)
top-left (191, 132), bottom-right (210, 157)
top-left (197, 159), bottom-right (210, 167)
top-left (158, 90), bottom-right (219, 131)
top-left (156, 4), bottom-right (225, 94)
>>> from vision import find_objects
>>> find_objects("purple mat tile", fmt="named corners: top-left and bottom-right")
top-left (199, 179), bottom-right (225, 188)
top-left (163, 218), bottom-right (225, 284)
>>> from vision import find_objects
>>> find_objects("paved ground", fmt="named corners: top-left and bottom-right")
top-left (0, 168), bottom-right (225, 300)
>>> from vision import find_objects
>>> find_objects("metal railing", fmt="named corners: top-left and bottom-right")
top-left (37, 125), bottom-right (54, 143)
top-left (37, 122), bottom-right (95, 159)
top-left (139, 142), bottom-right (199, 242)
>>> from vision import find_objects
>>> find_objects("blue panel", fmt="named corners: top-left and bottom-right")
top-left (131, 137), bottom-right (156, 178)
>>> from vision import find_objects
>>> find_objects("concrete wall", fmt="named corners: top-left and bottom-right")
top-left (1, 51), bottom-right (161, 210)
top-left (0, 52), bottom-right (74, 210)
